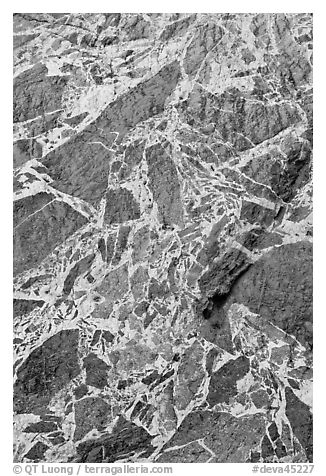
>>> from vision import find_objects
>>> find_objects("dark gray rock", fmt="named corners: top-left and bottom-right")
top-left (83, 353), bottom-right (110, 389)
top-left (14, 198), bottom-right (88, 275)
top-left (24, 441), bottom-right (49, 461)
top-left (285, 387), bottom-right (313, 462)
top-left (225, 242), bottom-right (313, 348)
top-left (163, 410), bottom-right (266, 463)
top-left (14, 329), bottom-right (80, 414)
top-left (42, 61), bottom-right (181, 204)
top-left (104, 188), bottom-right (140, 224)
top-left (207, 355), bottom-right (250, 406)
top-left (75, 417), bottom-right (154, 462)
top-left (74, 397), bottom-right (111, 441)
top-left (14, 63), bottom-right (68, 122)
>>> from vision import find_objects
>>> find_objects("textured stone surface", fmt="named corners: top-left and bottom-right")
top-left (74, 397), bottom-right (111, 441)
top-left (13, 63), bottom-right (68, 122)
top-left (223, 242), bottom-right (313, 349)
top-left (13, 13), bottom-right (312, 464)
top-left (161, 410), bottom-right (266, 462)
top-left (14, 329), bottom-right (80, 414)
top-left (75, 417), bottom-right (154, 463)
top-left (207, 355), bottom-right (250, 406)
top-left (14, 196), bottom-right (88, 275)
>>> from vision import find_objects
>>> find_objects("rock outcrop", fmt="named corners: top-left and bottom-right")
top-left (13, 13), bottom-right (312, 464)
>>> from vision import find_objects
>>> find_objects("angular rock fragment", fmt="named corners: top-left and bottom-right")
top-left (285, 387), bottom-right (313, 462)
top-left (74, 397), bottom-right (111, 441)
top-left (14, 63), bottom-right (68, 122)
top-left (104, 188), bottom-right (140, 224)
top-left (225, 242), bottom-right (313, 348)
top-left (42, 61), bottom-right (181, 204)
top-left (14, 196), bottom-right (88, 275)
top-left (75, 417), bottom-right (154, 462)
top-left (163, 410), bottom-right (265, 462)
top-left (207, 355), bottom-right (250, 406)
top-left (14, 329), bottom-right (80, 414)
top-left (83, 353), bottom-right (110, 389)
top-left (24, 441), bottom-right (49, 461)
top-left (146, 141), bottom-right (183, 226)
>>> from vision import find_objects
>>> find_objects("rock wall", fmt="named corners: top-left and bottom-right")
top-left (13, 13), bottom-right (312, 463)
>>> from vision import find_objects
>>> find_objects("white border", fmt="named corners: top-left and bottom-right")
top-left (2, 3), bottom-right (325, 474)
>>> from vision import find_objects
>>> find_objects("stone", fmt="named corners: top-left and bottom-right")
top-left (146, 141), bottom-right (183, 226)
top-left (73, 384), bottom-right (88, 400)
top-left (268, 422), bottom-right (280, 441)
top-left (199, 248), bottom-right (252, 299)
top-left (111, 226), bottom-right (130, 266)
top-left (13, 63), bottom-right (68, 122)
top-left (14, 329), bottom-right (80, 414)
top-left (157, 441), bottom-right (210, 463)
top-left (104, 188), bottom-right (140, 224)
top-left (83, 353), bottom-right (110, 389)
top-left (75, 417), bottom-right (154, 462)
top-left (174, 341), bottom-right (205, 410)
top-left (261, 434), bottom-right (275, 460)
top-left (14, 197), bottom-right (88, 275)
top-left (24, 421), bottom-right (58, 433)
top-left (225, 242), bottom-right (313, 348)
top-left (74, 397), bottom-right (111, 441)
top-left (184, 22), bottom-right (224, 76)
top-left (42, 61), bottom-right (181, 204)
top-left (207, 355), bottom-right (250, 406)
top-left (24, 442), bottom-right (49, 461)
top-left (285, 387), bottom-right (313, 462)
top-left (13, 299), bottom-right (44, 317)
top-left (163, 410), bottom-right (266, 463)
top-left (63, 254), bottom-right (95, 296)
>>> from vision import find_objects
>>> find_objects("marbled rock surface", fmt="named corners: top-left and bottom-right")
top-left (13, 13), bottom-right (313, 463)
